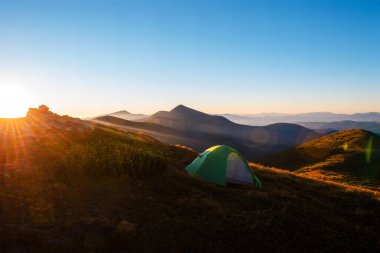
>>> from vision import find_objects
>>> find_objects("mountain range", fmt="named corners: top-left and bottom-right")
top-left (84, 110), bottom-right (148, 121)
top-left (108, 110), bottom-right (148, 121)
top-left (101, 109), bottom-right (380, 135)
top-left (218, 112), bottom-right (380, 126)
top-left (298, 121), bottom-right (380, 135)
top-left (93, 105), bottom-right (321, 160)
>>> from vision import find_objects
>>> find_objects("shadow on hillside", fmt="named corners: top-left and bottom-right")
top-left (1, 115), bottom-right (380, 252)
top-left (1, 158), bottom-right (380, 252)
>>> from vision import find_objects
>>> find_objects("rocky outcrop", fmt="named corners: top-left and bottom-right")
top-left (26, 105), bottom-right (91, 133)
top-left (27, 105), bottom-right (57, 122)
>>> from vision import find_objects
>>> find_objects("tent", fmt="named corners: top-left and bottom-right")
top-left (185, 145), bottom-right (262, 187)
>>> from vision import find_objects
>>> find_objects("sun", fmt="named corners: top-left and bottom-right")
top-left (0, 86), bottom-right (34, 118)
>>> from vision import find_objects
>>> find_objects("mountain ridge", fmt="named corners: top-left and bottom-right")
top-left (93, 105), bottom-right (321, 160)
top-left (108, 110), bottom-right (148, 121)
top-left (298, 120), bottom-right (380, 135)
top-left (219, 112), bottom-right (380, 126)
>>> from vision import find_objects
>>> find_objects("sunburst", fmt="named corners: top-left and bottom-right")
top-left (0, 85), bottom-right (34, 118)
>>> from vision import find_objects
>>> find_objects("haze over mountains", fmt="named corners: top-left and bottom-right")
top-left (108, 110), bottom-right (148, 121)
top-left (85, 110), bottom-right (148, 121)
top-left (298, 121), bottom-right (380, 135)
top-left (102, 109), bottom-right (380, 134)
top-left (219, 112), bottom-right (380, 126)
top-left (93, 105), bottom-right (321, 160)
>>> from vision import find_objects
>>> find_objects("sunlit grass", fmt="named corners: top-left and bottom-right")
top-left (250, 162), bottom-right (380, 200)
top-left (264, 129), bottom-right (380, 190)
top-left (1, 114), bottom-right (380, 251)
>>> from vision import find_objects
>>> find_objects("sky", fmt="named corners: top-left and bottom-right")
top-left (0, 0), bottom-right (379, 117)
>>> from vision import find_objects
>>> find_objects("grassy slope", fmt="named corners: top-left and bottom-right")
top-left (264, 129), bottom-right (380, 189)
top-left (1, 119), bottom-right (380, 252)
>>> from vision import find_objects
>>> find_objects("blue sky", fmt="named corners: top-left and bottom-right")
top-left (0, 0), bottom-right (379, 117)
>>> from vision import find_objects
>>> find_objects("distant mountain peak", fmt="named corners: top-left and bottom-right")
top-left (112, 110), bottom-right (131, 114)
top-left (171, 105), bottom-right (203, 115)
top-left (106, 110), bottom-right (148, 121)
top-left (171, 104), bottom-right (189, 111)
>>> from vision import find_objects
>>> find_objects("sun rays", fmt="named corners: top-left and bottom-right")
top-left (0, 106), bottom-right (85, 181)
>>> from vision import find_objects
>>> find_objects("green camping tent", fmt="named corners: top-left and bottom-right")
top-left (185, 145), bottom-right (262, 187)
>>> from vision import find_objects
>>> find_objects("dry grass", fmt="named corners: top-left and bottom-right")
top-left (1, 119), bottom-right (380, 252)
top-left (250, 162), bottom-right (380, 200)
top-left (264, 129), bottom-right (380, 190)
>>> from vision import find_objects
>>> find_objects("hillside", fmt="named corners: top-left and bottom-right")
top-left (1, 107), bottom-right (380, 252)
top-left (264, 129), bottom-right (380, 189)
top-left (94, 105), bottom-right (321, 160)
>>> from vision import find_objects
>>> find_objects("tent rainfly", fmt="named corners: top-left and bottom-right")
top-left (185, 145), bottom-right (262, 187)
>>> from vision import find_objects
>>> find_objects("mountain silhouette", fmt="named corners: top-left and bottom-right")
top-left (84, 110), bottom-right (148, 121)
top-left (143, 105), bottom-right (237, 135)
top-left (94, 105), bottom-right (321, 160)
top-left (108, 110), bottom-right (148, 121)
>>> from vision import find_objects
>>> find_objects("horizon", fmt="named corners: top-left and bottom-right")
top-left (1, 1), bottom-right (380, 247)
top-left (1, 0), bottom-right (380, 117)
top-left (2, 103), bottom-right (380, 119)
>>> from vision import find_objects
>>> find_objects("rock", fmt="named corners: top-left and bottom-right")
top-left (38, 105), bottom-right (50, 111)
